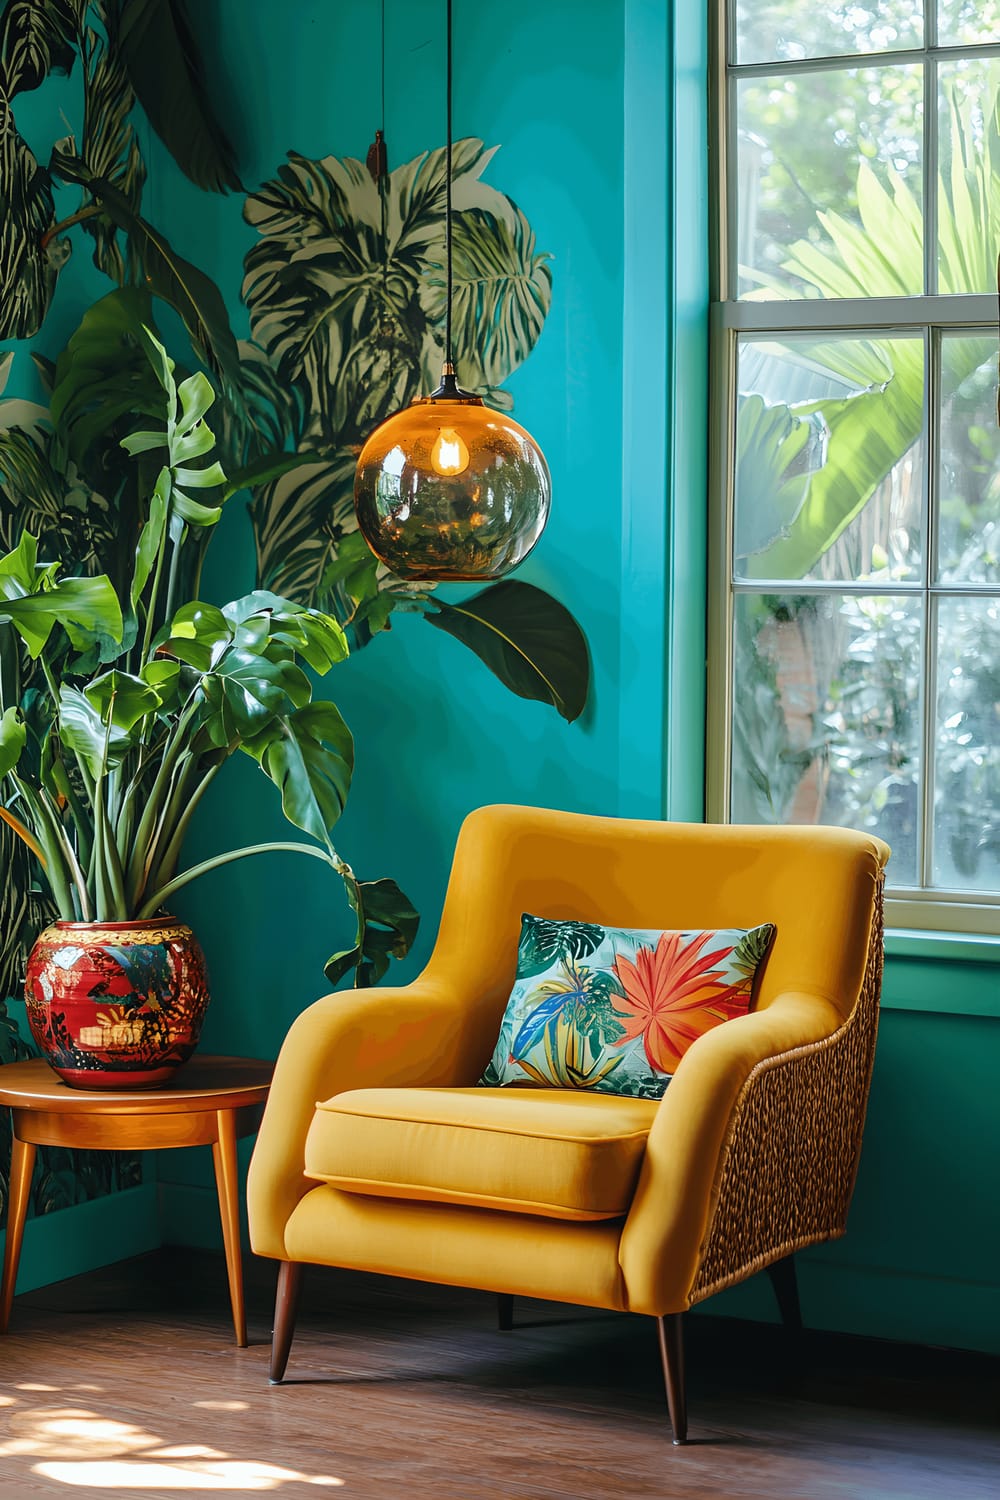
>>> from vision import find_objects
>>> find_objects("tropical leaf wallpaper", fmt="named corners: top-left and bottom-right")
top-left (242, 139), bottom-right (552, 612)
top-left (0, 2), bottom-right (581, 1215)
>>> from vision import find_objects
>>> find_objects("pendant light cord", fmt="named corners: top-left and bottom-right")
top-left (381, 0), bottom-right (386, 135)
top-left (445, 0), bottom-right (454, 372)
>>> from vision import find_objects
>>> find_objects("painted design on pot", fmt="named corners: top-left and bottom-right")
top-left (25, 917), bottom-right (210, 1090)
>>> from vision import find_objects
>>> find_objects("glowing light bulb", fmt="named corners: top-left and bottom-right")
top-left (431, 426), bottom-right (470, 476)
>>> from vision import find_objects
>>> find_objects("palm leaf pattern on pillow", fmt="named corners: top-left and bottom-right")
top-left (513, 1010), bottom-right (624, 1092)
top-left (511, 957), bottom-right (624, 1057)
top-left (516, 914), bottom-right (604, 978)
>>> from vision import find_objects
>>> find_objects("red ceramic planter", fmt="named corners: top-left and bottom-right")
top-left (24, 917), bottom-right (210, 1089)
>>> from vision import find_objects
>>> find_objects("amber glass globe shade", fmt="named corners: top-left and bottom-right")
top-left (354, 394), bottom-right (551, 581)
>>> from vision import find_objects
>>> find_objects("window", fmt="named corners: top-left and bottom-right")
top-left (709, 1), bottom-right (1000, 931)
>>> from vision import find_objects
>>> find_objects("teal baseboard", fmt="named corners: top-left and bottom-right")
top-left (3, 1183), bottom-right (160, 1300)
top-left (696, 1252), bottom-right (1000, 1357)
top-left (158, 1180), bottom-right (999, 1357)
top-left (158, 1178), bottom-right (249, 1252)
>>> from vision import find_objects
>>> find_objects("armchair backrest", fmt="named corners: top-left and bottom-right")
top-left (425, 805), bottom-right (889, 1034)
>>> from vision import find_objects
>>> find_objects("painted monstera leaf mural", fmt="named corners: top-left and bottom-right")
top-left (0, 0), bottom-right (241, 341)
top-left (1, 12), bottom-right (588, 1013)
top-left (241, 139), bottom-right (583, 718)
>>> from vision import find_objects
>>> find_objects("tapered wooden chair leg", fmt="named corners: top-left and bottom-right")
top-left (0, 1137), bottom-right (35, 1334)
top-left (269, 1260), bottom-right (303, 1384)
top-left (766, 1254), bottom-right (802, 1332)
top-left (656, 1313), bottom-right (687, 1444)
top-left (497, 1293), bottom-right (513, 1331)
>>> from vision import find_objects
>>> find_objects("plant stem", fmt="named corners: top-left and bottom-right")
top-left (39, 202), bottom-right (103, 250)
top-left (143, 758), bottom-right (222, 897)
top-left (163, 530), bottom-right (184, 632)
top-left (125, 700), bottom-right (199, 901)
top-left (140, 518), bottom-right (170, 665)
top-left (138, 841), bottom-right (340, 920)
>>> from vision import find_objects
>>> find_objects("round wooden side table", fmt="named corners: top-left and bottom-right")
top-left (0, 1054), bottom-right (272, 1346)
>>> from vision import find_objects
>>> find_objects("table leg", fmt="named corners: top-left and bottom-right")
top-left (212, 1108), bottom-right (247, 1348)
top-left (1, 1134), bottom-right (36, 1333)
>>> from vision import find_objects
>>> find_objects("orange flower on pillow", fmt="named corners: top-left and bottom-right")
top-left (613, 931), bottom-right (749, 1074)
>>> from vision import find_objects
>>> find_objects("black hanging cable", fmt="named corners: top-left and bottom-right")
top-left (445, 0), bottom-right (454, 373)
top-left (381, 0), bottom-right (386, 141)
top-left (366, 0), bottom-right (387, 181)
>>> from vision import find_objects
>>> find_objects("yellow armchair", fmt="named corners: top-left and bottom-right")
top-left (248, 805), bottom-right (888, 1442)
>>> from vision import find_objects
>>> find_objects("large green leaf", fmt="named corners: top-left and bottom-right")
top-left (325, 875), bottom-right (420, 989)
top-left (0, 535), bottom-right (123, 659)
top-left (249, 700), bottom-right (354, 843)
top-left (221, 592), bottom-right (349, 675)
top-left (84, 668), bottom-right (160, 732)
top-left (130, 463), bottom-right (169, 608)
top-left (158, 599), bottom-right (231, 670)
top-left (0, 705), bottom-right (26, 778)
top-left (4, 574), bottom-right (124, 659)
top-left (424, 581), bottom-right (589, 723)
top-left (203, 648), bottom-right (312, 734)
top-left (49, 286), bottom-right (167, 474)
top-left (51, 152), bottom-right (243, 392)
top-left (58, 684), bottom-right (133, 776)
top-left (115, 0), bottom-right (242, 193)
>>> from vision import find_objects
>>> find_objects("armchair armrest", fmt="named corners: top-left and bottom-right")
top-left (247, 979), bottom-right (487, 1259)
top-left (619, 913), bottom-right (882, 1317)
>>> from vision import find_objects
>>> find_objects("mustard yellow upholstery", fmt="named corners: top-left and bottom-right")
top-left (248, 805), bottom-right (888, 1436)
top-left (304, 1086), bottom-right (658, 1220)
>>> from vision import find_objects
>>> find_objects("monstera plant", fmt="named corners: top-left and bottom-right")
top-left (2, 331), bottom-right (415, 964)
top-left (1, 0), bottom-right (588, 1032)
top-left (1, 328), bottom-right (431, 1085)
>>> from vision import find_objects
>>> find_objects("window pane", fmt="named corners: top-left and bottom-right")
top-left (937, 0), bottom-right (1000, 47)
top-left (937, 336), bottom-right (1000, 584)
top-left (730, 592), bottom-right (921, 881)
top-left (735, 2), bottom-right (923, 65)
top-left (735, 335), bottom-right (925, 583)
top-left (937, 58), bottom-right (1000, 295)
top-left (933, 597), bottom-right (1000, 891)
top-left (737, 66), bottom-right (923, 298)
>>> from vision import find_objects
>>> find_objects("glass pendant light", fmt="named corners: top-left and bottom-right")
top-left (354, 0), bottom-right (550, 582)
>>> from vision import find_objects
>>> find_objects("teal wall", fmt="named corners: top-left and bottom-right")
top-left (2, 0), bottom-right (996, 1358)
top-left (148, 0), bottom-right (647, 1063)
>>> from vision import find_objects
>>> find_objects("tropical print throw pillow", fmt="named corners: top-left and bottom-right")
top-left (480, 915), bottom-right (776, 1100)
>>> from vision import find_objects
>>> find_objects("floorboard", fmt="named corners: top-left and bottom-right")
top-left (0, 1248), bottom-right (996, 1498)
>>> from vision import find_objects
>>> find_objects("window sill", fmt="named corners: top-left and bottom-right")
top-left (884, 928), bottom-right (1000, 965)
top-left (881, 928), bottom-right (1000, 1019)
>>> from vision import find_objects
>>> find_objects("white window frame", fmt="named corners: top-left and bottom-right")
top-left (707, 4), bottom-right (1000, 934)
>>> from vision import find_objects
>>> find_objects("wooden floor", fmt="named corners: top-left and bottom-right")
top-left (0, 1248), bottom-right (997, 1499)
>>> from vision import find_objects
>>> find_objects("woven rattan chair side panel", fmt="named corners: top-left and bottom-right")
top-left (690, 874), bottom-right (884, 1305)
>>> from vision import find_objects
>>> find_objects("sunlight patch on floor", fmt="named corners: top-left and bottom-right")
top-left (0, 1392), bottom-right (344, 1491)
top-left (34, 1459), bottom-right (345, 1489)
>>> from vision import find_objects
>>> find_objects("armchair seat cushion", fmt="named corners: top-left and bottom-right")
top-left (303, 1086), bottom-right (659, 1222)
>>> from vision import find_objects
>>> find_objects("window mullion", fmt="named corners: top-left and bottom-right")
top-left (925, 42), bottom-right (938, 297)
top-left (920, 326), bottom-right (941, 890)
